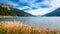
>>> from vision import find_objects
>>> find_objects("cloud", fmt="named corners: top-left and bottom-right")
top-left (19, 0), bottom-right (38, 8)
top-left (20, 0), bottom-right (60, 16)
top-left (7, 2), bottom-right (19, 7)
top-left (19, 0), bottom-right (51, 8)
top-left (2, 0), bottom-right (59, 16)
top-left (18, 6), bottom-right (30, 10)
top-left (27, 8), bottom-right (52, 15)
top-left (19, 0), bottom-right (28, 3)
top-left (7, 0), bottom-right (19, 7)
top-left (0, 0), bottom-right (19, 7)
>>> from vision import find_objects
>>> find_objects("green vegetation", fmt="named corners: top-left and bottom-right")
top-left (0, 5), bottom-right (34, 16)
top-left (0, 6), bottom-right (17, 16)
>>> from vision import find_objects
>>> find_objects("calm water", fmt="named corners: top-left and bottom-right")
top-left (0, 17), bottom-right (60, 30)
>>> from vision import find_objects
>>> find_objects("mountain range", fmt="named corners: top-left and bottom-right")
top-left (0, 3), bottom-right (60, 17)
top-left (0, 4), bottom-right (34, 17)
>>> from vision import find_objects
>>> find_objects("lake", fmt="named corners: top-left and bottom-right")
top-left (0, 17), bottom-right (60, 30)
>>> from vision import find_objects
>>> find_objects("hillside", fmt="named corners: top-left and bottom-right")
top-left (0, 6), bottom-right (16, 16)
top-left (43, 7), bottom-right (60, 16)
top-left (0, 4), bottom-right (34, 16)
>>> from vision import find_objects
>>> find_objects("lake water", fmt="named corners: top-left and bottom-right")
top-left (0, 17), bottom-right (60, 30)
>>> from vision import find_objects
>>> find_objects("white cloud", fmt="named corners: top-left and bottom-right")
top-left (1, 0), bottom-right (19, 7)
top-left (19, 0), bottom-right (37, 7)
top-left (18, 6), bottom-right (30, 10)
top-left (19, 0), bottom-right (36, 3)
top-left (19, 0), bottom-right (28, 3)
top-left (27, 0), bottom-right (60, 15)
top-left (7, 2), bottom-right (19, 7)
top-left (27, 7), bottom-right (58, 15)
top-left (18, 0), bottom-right (60, 16)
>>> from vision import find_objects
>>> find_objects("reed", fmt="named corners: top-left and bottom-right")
top-left (0, 21), bottom-right (60, 34)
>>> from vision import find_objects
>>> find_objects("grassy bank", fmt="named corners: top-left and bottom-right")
top-left (0, 21), bottom-right (60, 34)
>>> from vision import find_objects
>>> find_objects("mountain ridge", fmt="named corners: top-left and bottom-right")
top-left (43, 7), bottom-right (60, 16)
top-left (0, 3), bottom-right (34, 16)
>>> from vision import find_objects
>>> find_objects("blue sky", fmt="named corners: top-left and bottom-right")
top-left (0, 0), bottom-right (60, 16)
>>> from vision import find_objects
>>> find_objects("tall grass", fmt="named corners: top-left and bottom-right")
top-left (0, 21), bottom-right (60, 34)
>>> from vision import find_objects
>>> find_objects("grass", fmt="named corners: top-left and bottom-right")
top-left (0, 21), bottom-right (60, 34)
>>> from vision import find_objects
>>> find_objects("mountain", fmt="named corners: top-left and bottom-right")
top-left (0, 4), bottom-right (34, 16)
top-left (43, 7), bottom-right (60, 16)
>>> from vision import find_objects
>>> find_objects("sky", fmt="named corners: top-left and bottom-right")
top-left (0, 0), bottom-right (60, 16)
